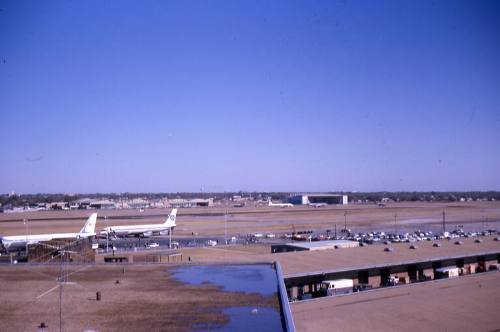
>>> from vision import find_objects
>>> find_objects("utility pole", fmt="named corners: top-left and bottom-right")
top-left (224, 209), bottom-right (228, 245)
top-left (442, 211), bottom-right (446, 234)
top-left (35, 243), bottom-right (87, 332)
top-left (334, 224), bottom-right (337, 239)
top-left (59, 250), bottom-right (64, 332)
top-left (344, 211), bottom-right (347, 231)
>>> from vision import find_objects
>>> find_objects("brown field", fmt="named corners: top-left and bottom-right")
top-left (1, 201), bottom-right (499, 237)
top-left (0, 264), bottom-right (278, 332)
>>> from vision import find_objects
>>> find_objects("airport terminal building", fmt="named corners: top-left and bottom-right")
top-left (289, 193), bottom-right (348, 205)
top-left (167, 198), bottom-right (214, 208)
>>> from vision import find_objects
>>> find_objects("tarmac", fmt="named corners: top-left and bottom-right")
top-left (1, 201), bottom-right (500, 237)
top-left (176, 236), bottom-right (500, 278)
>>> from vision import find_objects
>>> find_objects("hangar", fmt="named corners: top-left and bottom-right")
top-left (289, 193), bottom-right (348, 205)
top-left (167, 198), bottom-right (214, 208)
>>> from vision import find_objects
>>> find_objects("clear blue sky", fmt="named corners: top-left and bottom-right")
top-left (1, 0), bottom-right (499, 193)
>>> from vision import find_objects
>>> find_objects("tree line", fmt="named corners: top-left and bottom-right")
top-left (1, 191), bottom-right (499, 209)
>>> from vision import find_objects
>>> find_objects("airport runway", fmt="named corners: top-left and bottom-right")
top-left (1, 201), bottom-right (499, 238)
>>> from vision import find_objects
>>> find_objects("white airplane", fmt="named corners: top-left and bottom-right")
top-left (268, 199), bottom-right (294, 208)
top-left (100, 208), bottom-right (177, 238)
top-left (0, 213), bottom-right (97, 252)
top-left (309, 202), bottom-right (327, 208)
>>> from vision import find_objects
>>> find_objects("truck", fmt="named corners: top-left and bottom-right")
top-left (387, 275), bottom-right (400, 286)
top-left (319, 279), bottom-right (354, 296)
top-left (435, 266), bottom-right (460, 279)
top-left (488, 263), bottom-right (500, 271)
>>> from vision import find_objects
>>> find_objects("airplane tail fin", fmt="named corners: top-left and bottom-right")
top-left (80, 213), bottom-right (98, 234)
top-left (163, 208), bottom-right (177, 227)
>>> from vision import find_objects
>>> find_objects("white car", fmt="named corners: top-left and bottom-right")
top-left (206, 240), bottom-right (218, 247)
top-left (147, 242), bottom-right (159, 248)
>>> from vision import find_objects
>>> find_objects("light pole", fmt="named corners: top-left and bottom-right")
top-left (344, 211), bottom-right (347, 232)
top-left (224, 209), bottom-right (228, 245)
top-left (24, 218), bottom-right (29, 257)
top-left (105, 216), bottom-right (109, 253)
top-left (442, 211), bottom-right (446, 234)
top-left (169, 222), bottom-right (172, 249)
top-left (394, 213), bottom-right (398, 235)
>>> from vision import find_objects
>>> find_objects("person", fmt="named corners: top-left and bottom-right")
top-left (188, 256), bottom-right (191, 262)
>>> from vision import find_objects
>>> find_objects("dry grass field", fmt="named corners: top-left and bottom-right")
top-left (0, 264), bottom-right (278, 332)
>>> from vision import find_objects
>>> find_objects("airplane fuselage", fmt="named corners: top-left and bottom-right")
top-left (0, 213), bottom-right (97, 252)
top-left (1, 232), bottom-right (95, 251)
top-left (269, 202), bottom-right (294, 208)
top-left (101, 224), bottom-right (173, 237)
top-left (309, 203), bottom-right (327, 207)
top-left (100, 208), bottom-right (177, 238)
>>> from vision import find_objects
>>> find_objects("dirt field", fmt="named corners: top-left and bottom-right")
top-left (1, 201), bottom-right (499, 237)
top-left (0, 264), bottom-right (278, 332)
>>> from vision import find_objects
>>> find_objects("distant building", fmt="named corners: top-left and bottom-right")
top-left (167, 198), bottom-right (214, 208)
top-left (89, 200), bottom-right (116, 209)
top-left (69, 202), bottom-right (80, 210)
top-left (50, 202), bottom-right (69, 210)
top-left (288, 193), bottom-right (348, 205)
top-left (271, 240), bottom-right (359, 253)
top-left (150, 200), bottom-right (167, 208)
top-left (125, 198), bottom-right (150, 209)
top-left (75, 198), bottom-right (92, 209)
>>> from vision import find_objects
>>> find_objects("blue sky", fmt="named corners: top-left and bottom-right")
top-left (1, 0), bottom-right (499, 193)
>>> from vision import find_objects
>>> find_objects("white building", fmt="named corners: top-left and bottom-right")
top-left (289, 193), bottom-right (348, 205)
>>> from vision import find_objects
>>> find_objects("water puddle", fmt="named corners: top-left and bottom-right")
top-left (171, 264), bottom-right (278, 295)
top-left (171, 264), bottom-right (284, 331)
